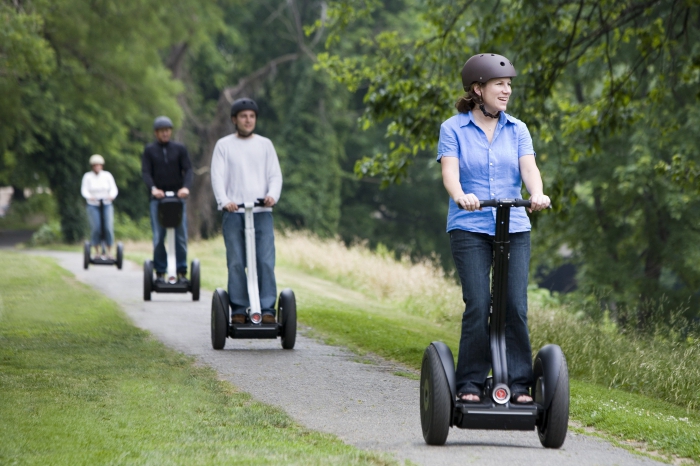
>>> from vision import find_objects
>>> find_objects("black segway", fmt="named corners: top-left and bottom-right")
top-left (420, 198), bottom-right (569, 448)
top-left (143, 192), bottom-right (200, 301)
top-left (211, 199), bottom-right (296, 350)
top-left (83, 200), bottom-right (123, 270)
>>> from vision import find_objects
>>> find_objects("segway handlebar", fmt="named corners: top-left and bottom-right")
top-left (458, 198), bottom-right (552, 209)
top-left (241, 197), bottom-right (265, 209)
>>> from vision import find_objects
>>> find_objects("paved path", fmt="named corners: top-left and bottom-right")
top-left (39, 251), bottom-right (663, 466)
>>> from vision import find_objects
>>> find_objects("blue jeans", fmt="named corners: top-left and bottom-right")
top-left (222, 211), bottom-right (277, 317)
top-left (449, 230), bottom-right (534, 396)
top-left (149, 199), bottom-right (188, 274)
top-left (86, 203), bottom-right (114, 247)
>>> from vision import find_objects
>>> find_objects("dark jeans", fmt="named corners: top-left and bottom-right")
top-left (222, 211), bottom-right (277, 317)
top-left (449, 230), bottom-right (534, 396)
top-left (149, 199), bottom-right (188, 274)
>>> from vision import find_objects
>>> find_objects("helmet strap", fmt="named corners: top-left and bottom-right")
top-left (479, 103), bottom-right (500, 119)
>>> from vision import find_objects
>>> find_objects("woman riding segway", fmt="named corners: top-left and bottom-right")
top-left (438, 53), bottom-right (550, 405)
top-left (81, 154), bottom-right (122, 268)
top-left (421, 53), bottom-right (568, 448)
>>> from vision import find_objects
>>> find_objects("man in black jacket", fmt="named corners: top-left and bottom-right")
top-left (141, 116), bottom-right (193, 282)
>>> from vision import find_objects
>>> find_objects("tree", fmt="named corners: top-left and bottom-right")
top-left (316, 0), bottom-right (700, 323)
top-left (0, 0), bottom-right (221, 241)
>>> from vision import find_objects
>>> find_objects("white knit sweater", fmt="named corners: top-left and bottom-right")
top-left (210, 134), bottom-right (283, 213)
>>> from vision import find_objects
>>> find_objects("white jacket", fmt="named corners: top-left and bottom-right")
top-left (81, 170), bottom-right (118, 206)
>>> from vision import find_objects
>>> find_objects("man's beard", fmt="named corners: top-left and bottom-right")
top-left (237, 127), bottom-right (254, 138)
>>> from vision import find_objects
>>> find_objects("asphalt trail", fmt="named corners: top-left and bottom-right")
top-left (40, 251), bottom-right (663, 466)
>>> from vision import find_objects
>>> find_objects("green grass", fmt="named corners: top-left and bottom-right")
top-left (0, 251), bottom-right (395, 466)
top-left (26, 234), bottom-right (700, 462)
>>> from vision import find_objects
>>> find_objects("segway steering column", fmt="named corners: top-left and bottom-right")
top-left (237, 199), bottom-right (266, 325)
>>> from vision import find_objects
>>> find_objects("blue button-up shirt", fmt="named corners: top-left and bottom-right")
top-left (437, 111), bottom-right (535, 235)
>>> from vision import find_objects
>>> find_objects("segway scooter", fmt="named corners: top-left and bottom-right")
top-left (143, 192), bottom-right (200, 301)
top-left (83, 199), bottom-right (123, 270)
top-left (420, 198), bottom-right (569, 448)
top-left (210, 199), bottom-right (296, 350)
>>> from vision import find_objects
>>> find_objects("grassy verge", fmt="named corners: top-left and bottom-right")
top-left (123, 233), bottom-right (700, 463)
top-left (0, 251), bottom-right (394, 466)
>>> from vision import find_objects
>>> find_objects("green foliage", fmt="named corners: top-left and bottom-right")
top-left (0, 192), bottom-right (58, 229)
top-left (317, 0), bottom-right (700, 323)
top-left (265, 63), bottom-right (345, 236)
top-left (28, 220), bottom-right (62, 245)
top-left (0, 0), bottom-right (223, 241)
top-left (113, 212), bottom-right (151, 241)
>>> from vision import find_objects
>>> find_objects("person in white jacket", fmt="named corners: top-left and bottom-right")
top-left (210, 98), bottom-right (283, 325)
top-left (81, 154), bottom-right (118, 258)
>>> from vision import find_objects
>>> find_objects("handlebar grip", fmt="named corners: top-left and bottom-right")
top-left (236, 198), bottom-right (268, 209)
top-left (471, 198), bottom-right (551, 209)
top-left (478, 199), bottom-right (498, 208)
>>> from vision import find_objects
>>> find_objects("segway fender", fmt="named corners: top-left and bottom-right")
top-left (534, 344), bottom-right (565, 409)
top-left (430, 341), bottom-right (456, 403)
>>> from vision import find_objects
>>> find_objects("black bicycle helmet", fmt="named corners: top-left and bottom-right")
top-left (230, 98), bottom-right (259, 117)
top-left (153, 116), bottom-right (173, 130)
top-left (461, 53), bottom-right (517, 91)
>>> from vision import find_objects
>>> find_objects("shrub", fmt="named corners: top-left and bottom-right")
top-left (29, 221), bottom-right (63, 245)
top-left (113, 213), bottom-right (151, 241)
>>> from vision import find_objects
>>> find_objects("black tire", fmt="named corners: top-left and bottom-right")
top-left (143, 260), bottom-right (153, 301)
top-left (211, 288), bottom-right (228, 350)
top-left (420, 345), bottom-right (452, 445)
top-left (191, 259), bottom-right (200, 301)
top-left (278, 289), bottom-right (296, 350)
top-left (535, 346), bottom-right (570, 448)
top-left (83, 241), bottom-right (90, 269)
top-left (116, 242), bottom-right (124, 270)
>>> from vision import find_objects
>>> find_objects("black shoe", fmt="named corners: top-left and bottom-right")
top-left (177, 272), bottom-right (188, 283)
top-left (155, 273), bottom-right (165, 284)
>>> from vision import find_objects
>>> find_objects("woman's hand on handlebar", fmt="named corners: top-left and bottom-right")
top-left (263, 196), bottom-right (276, 208)
top-left (223, 202), bottom-right (239, 212)
top-left (152, 188), bottom-right (165, 199)
top-left (528, 193), bottom-right (551, 212)
top-left (455, 193), bottom-right (481, 212)
top-left (177, 187), bottom-right (189, 199)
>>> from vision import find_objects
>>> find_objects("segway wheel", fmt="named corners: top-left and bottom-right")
top-left (191, 259), bottom-right (201, 301)
top-left (116, 242), bottom-right (124, 270)
top-left (211, 288), bottom-right (228, 350)
top-left (278, 289), bottom-right (296, 350)
top-left (535, 345), bottom-right (570, 449)
top-left (143, 260), bottom-right (153, 301)
top-left (420, 344), bottom-right (452, 445)
top-left (83, 241), bottom-right (91, 269)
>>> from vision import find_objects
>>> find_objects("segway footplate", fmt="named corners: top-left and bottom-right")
top-left (454, 402), bottom-right (540, 430)
top-left (153, 281), bottom-right (190, 293)
top-left (229, 323), bottom-right (280, 339)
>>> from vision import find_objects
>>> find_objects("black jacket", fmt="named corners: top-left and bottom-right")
top-left (141, 141), bottom-right (193, 194)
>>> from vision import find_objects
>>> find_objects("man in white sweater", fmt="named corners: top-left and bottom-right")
top-left (210, 98), bottom-right (283, 325)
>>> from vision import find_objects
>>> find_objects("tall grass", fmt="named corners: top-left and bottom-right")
top-left (276, 230), bottom-right (700, 412)
top-left (277, 230), bottom-right (463, 321)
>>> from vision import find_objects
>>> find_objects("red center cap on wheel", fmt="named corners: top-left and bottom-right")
top-left (495, 388), bottom-right (507, 400)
